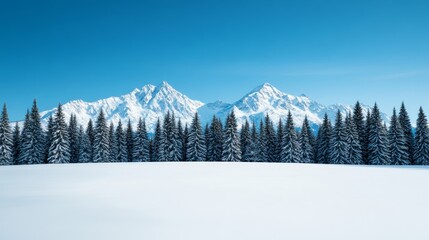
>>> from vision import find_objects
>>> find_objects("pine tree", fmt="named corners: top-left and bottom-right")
top-left (133, 118), bottom-right (150, 162)
top-left (329, 111), bottom-right (349, 164)
top-left (247, 122), bottom-right (259, 161)
top-left (182, 124), bottom-right (189, 161)
top-left (48, 104), bottom-right (71, 164)
top-left (126, 120), bottom-right (134, 162)
top-left (115, 120), bottom-right (128, 162)
top-left (368, 103), bottom-right (390, 165)
top-left (12, 123), bottom-right (20, 165)
top-left (362, 111), bottom-right (371, 163)
top-left (0, 104), bottom-right (13, 165)
top-left (222, 111), bottom-right (241, 161)
top-left (68, 114), bottom-right (79, 163)
top-left (300, 116), bottom-right (314, 163)
top-left (162, 112), bottom-right (181, 161)
top-left (93, 110), bottom-right (110, 163)
top-left (388, 109), bottom-right (410, 165)
top-left (177, 119), bottom-right (184, 161)
top-left (398, 103), bottom-right (414, 164)
top-left (187, 113), bottom-right (206, 161)
top-left (414, 107), bottom-right (429, 165)
top-left (43, 116), bottom-right (54, 163)
top-left (86, 120), bottom-right (95, 162)
top-left (108, 122), bottom-right (117, 162)
top-left (264, 114), bottom-right (277, 162)
top-left (276, 119), bottom-right (284, 161)
top-left (152, 119), bottom-right (164, 161)
top-left (78, 127), bottom-right (92, 163)
top-left (315, 114), bottom-right (332, 164)
top-left (345, 113), bottom-right (363, 164)
top-left (353, 102), bottom-right (366, 150)
top-left (257, 121), bottom-right (267, 161)
top-left (18, 111), bottom-right (30, 165)
top-left (240, 120), bottom-right (252, 161)
top-left (281, 111), bottom-right (301, 163)
top-left (20, 100), bottom-right (44, 164)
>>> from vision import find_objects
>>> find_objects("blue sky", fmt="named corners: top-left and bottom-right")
top-left (1, 0), bottom-right (428, 121)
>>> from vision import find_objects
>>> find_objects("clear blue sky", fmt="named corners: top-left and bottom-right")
top-left (1, 0), bottom-right (428, 122)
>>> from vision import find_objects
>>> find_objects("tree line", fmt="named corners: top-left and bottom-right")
top-left (1, 100), bottom-right (429, 165)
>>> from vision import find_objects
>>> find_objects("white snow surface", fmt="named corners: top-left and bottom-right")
top-left (0, 163), bottom-right (428, 240)
top-left (37, 81), bottom-right (389, 132)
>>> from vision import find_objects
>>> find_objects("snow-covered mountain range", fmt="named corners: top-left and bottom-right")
top-left (40, 81), bottom-right (388, 132)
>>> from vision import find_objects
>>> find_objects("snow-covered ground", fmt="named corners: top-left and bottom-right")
top-left (0, 163), bottom-right (428, 240)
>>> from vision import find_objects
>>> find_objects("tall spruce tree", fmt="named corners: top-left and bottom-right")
top-left (257, 121), bottom-right (267, 161)
top-left (48, 104), bottom-right (71, 164)
top-left (368, 103), bottom-right (391, 165)
top-left (247, 122), bottom-right (259, 161)
top-left (20, 100), bottom-right (44, 164)
top-left (414, 107), bottom-right (429, 165)
top-left (115, 120), bottom-right (127, 162)
top-left (345, 113), bottom-right (363, 164)
top-left (133, 118), bottom-right (150, 162)
top-left (388, 109), bottom-right (410, 165)
top-left (204, 124), bottom-right (210, 161)
top-left (264, 114), bottom-right (277, 162)
top-left (108, 122), bottom-right (117, 162)
top-left (78, 126), bottom-right (92, 163)
top-left (12, 123), bottom-right (20, 165)
top-left (222, 111), bottom-right (241, 161)
top-left (152, 119), bottom-right (164, 161)
top-left (126, 120), bottom-right (134, 162)
top-left (300, 117), bottom-right (314, 163)
top-left (240, 120), bottom-right (252, 162)
top-left (18, 111), bottom-right (30, 165)
top-left (86, 120), bottom-right (95, 162)
top-left (0, 104), bottom-right (13, 165)
top-left (276, 119), bottom-right (284, 161)
top-left (353, 102), bottom-right (366, 149)
top-left (68, 114), bottom-right (79, 163)
top-left (177, 119), bottom-right (184, 161)
top-left (281, 111), bottom-right (301, 163)
top-left (187, 113), bottom-right (206, 161)
top-left (208, 116), bottom-right (223, 161)
top-left (315, 114), bottom-right (332, 164)
top-left (362, 111), bottom-right (371, 163)
top-left (329, 111), bottom-right (349, 164)
top-left (93, 110), bottom-right (110, 163)
top-left (43, 116), bottom-right (54, 163)
top-left (163, 112), bottom-right (181, 161)
top-left (398, 103), bottom-right (414, 164)
top-left (182, 124), bottom-right (189, 161)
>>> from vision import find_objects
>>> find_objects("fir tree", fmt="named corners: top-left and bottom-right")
top-left (414, 107), bottom-right (429, 165)
top-left (133, 118), bottom-right (150, 162)
top-left (78, 127), bottom-right (92, 163)
top-left (48, 104), bottom-right (71, 164)
top-left (368, 103), bottom-right (391, 165)
top-left (68, 114), bottom-right (79, 163)
top-left (207, 117), bottom-right (223, 161)
top-left (300, 116), bottom-right (314, 163)
top-left (345, 113), bottom-right (363, 164)
top-left (163, 112), bottom-right (181, 161)
top-left (222, 111), bottom-right (241, 161)
top-left (12, 123), bottom-right (20, 165)
top-left (93, 110), bottom-right (110, 163)
top-left (276, 119), bottom-right (284, 161)
top-left (0, 104), bottom-right (13, 165)
top-left (43, 116), bottom-right (54, 164)
top-left (20, 100), bottom-right (44, 164)
top-left (362, 111), bottom-right (371, 163)
top-left (240, 120), bottom-right (252, 161)
top-left (18, 111), bottom-right (30, 165)
top-left (315, 114), bottom-right (331, 164)
top-left (108, 122), bottom-right (117, 162)
top-left (329, 111), bottom-right (349, 164)
top-left (388, 109), bottom-right (410, 165)
top-left (187, 113), bottom-right (206, 161)
top-left (398, 102), bottom-right (414, 164)
top-left (281, 111), bottom-right (301, 163)
top-left (353, 102), bottom-right (366, 149)
top-left (86, 120), bottom-right (95, 162)
top-left (177, 119), bottom-right (184, 160)
top-left (126, 120), bottom-right (134, 162)
top-left (264, 114), bottom-right (277, 162)
top-left (152, 119), bottom-right (165, 161)
top-left (257, 121), bottom-right (267, 161)
top-left (115, 120), bottom-right (128, 162)
top-left (182, 124), bottom-right (189, 161)
top-left (246, 122), bottom-right (259, 162)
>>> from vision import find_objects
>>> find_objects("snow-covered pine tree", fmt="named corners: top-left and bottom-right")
top-left (276, 119), bottom-right (284, 161)
top-left (246, 122), bottom-right (259, 162)
top-left (329, 111), bottom-right (349, 164)
top-left (12, 123), bottom-right (20, 165)
top-left (398, 102), bottom-right (414, 164)
top-left (162, 112), bottom-right (181, 161)
top-left (133, 118), bottom-right (150, 162)
top-left (114, 120), bottom-right (128, 162)
top-left (204, 124), bottom-right (210, 161)
top-left (353, 102), bottom-right (366, 150)
top-left (20, 100), bottom-right (44, 164)
top-left (257, 121), bottom-right (267, 161)
top-left (414, 107), bottom-right (429, 165)
top-left (78, 126), bottom-right (92, 163)
top-left (264, 114), bottom-right (277, 162)
top-left (152, 119), bottom-right (165, 161)
top-left (368, 103), bottom-right (391, 165)
top-left (182, 124), bottom-right (189, 161)
top-left (177, 119), bottom-right (184, 161)
top-left (93, 110), bottom-right (111, 163)
top-left (126, 120), bottom-right (134, 162)
top-left (86, 120), bottom-right (95, 162)
top-left (345, 113), bottom-right (363, 164)
top-left (68, 114), bottom-right (79, 163)
top-left (207, 116), bottom-right (223, 161)
top-left (222, 111), bottom-right (241, 161)
top-left (48, 104), bottom-right (71, 164)
top-left (108, 122), bottom-right (117, 162)
top-left (240, 120), bottom-right (252, 162)
top-left (302, 117), bottom-right (316, 159)
top-left (362, 111), bottom-right (371, 163)
top-left (300, 116), bottom-right (314, 163)
top-left (281, 111), bottom-right (302, 163)
top-left (43, 116), bottom-right (54, 163)
top-left (18, 111), bottom-right (30, 165)
top-left (187, 113), bottom-right (206, 161)
top-left (388, 108), bottom-right (410, 165)
top-left (0, 104), bottom-right (13, 165)
top-left (315, 114), bottom-right (331, 164)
